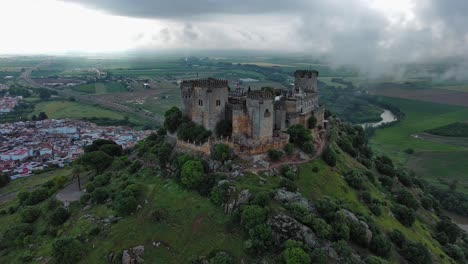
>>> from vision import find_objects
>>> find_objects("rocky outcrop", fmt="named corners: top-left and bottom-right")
top-left (268, 214), bottom-right (319, 248)
top-left (122, 245), bottom-right (144, 264)
top-left (223, 189), bottom-right (252, 214)
top-left (274, 189), bottom-right (316, 213)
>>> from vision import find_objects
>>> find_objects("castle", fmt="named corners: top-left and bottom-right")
top-left (179, 70), bottom-right (324, 155)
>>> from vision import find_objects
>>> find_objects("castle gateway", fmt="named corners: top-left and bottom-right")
top-left (179, 70), bottom-right (325, 155)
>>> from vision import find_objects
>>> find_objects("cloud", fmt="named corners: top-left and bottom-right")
top-left (61, 0), bottom-right (468, 77)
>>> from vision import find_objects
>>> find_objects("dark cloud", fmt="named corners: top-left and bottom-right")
top-left (63, 0), bottom-right (468, 77)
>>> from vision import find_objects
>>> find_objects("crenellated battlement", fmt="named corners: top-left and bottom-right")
top-left (294, 70), bottom-right (319, 78)
top-left (181, 78), bottom-right (228, 89)
top-left (247, 90), bottom-right (274, 100)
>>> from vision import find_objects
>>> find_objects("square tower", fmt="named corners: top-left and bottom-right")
top-left (180, 78), bottom-right (229, 131)
top-left (293, 70), bottom-right (319, 95)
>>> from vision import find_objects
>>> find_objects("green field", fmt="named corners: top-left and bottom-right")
top-left (426, 122), bottom-right (468, 137)
top-left (370, 97), bottom-right (468, 193)
top-left (32, 100), bottom-right (126, 120)
top-left (71, 82), bottom-right (127, 95)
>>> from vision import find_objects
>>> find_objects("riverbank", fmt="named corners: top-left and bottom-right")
top-left (360, 109), bottom-right (398, 128)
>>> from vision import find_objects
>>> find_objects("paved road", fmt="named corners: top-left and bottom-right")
top-left (21, 60), bottom-right (164, 124)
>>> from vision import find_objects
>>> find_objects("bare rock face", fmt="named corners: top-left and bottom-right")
top-left (223, 189), bottom-right (252, 214)
top-left (274, 189), bottom-right (316, 213)
top-left (267, 214), bottom-right (319, 248)
top-left (122, 245), bottom-right (144, 264)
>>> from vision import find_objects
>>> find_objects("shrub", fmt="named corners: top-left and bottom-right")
top-left (308, 115), bottom-right (317, 129)
top-left (1, 223), bottom-right (33, 248)
top-left (301, 142), bottom-right (315, 155)
top-left (388, 229), bottom-right (406, 248)
top-left (76, 150), bottom-right (113, 174)
top-left (180, 160), bottom-right (205, 189)
top-left (21, 188), bottom-right (50, 206)
top-left (283, 246), bottom-right (311, 264)
top-left (164, 107), bottom-right (183, 133)
top-left (400, 241), bottom-right (432, 264)
top-left (114, 196), bottom-right (138, 216)
top-left (392, 205), bottom-right (415, 227)
top-left (49, 207), bottom-right (70, 226)
top-left (316, 197), bottom-right (340, 221)
top-left (208, 251), bottom-right (233, 264)
top-left (311, 217), bottom-right (332, 239)
top-left (241, 205), bottom-right (268, 230)
top-left (370, 234), bottom-right (392, 258)
top-left (91, 187), bottom-right (110, 204)
top-left (374, 156), bottom-right (395, 176)
top-left (444, 244), bottom-right (465, 262)
top-left (404, 148), bottom-right (414, 154)
top-left (287, 124), bottom-right (312, 146)
top-left (310, 248), bottom-right (327, 264)
top-left (436, 218), bottom-right (462, 243)
top-left (332, 222), bottom-right (350, 241)
top-left (0, 173), bottom-right (11, 187)
top-left (268, 149), bottom-right (284, 162)
top-left (84, 182), bottom-right (95, 193)
top-left (52, 237), bottom-right (83, 264)
top-left (247, 223), bottom-right (273, 252)
top-left (344, 170), bottom-right (365, 190)
top-left (284, 143), bottom-right (295, 155)
top-left (395, 189), bottom-right (419, 210)
top-left (280, 179), bottom-right (297, 192)
top-left (333, 240), bottom-right (353, 259)
top-left (210, 184), bottom-right (230, 206)
top-left (20, 206), bottom-right (41, 223)
top-left (177, 121), bottom-right (212, 144)
top-left (213, 144), bottom-right (232, 162)
top-left (349, 221), bottom-right (369, 247)
top-left (322, 147), bottom-right (336, 167)
top-left (93, 173), bottom-right (111, 187)
top-left (251, 192), bottom-right (270, 207)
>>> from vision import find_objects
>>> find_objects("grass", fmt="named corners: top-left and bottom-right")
top-left (370, 97), bottom-right (468, 163)
top-left (0, 168), bottom-right (71, 196)
top-left (79, 176), bottom-right (245, 264)
top-left (32, 100), bottom-right (126, 120)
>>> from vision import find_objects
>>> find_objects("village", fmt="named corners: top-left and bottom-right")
top-left (0, 95), bottom-right (22, 113)
top-left (0, 119), bottom-right (152, 179)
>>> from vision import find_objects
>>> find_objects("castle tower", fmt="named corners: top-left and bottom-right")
top-left (293, 70), bottom-right (319, 96)
top-left (246, 90), bottom-right (274, 140)
top-left (180, 78), bottom-right (229, 131)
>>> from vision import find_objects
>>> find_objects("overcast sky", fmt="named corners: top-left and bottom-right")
top-left (1, 0), bottom-right (468, 69)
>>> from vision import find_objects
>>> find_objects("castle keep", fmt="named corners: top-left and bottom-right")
top-left (179, 70), bottom-right (324, 155)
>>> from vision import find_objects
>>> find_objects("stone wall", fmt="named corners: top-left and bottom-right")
top-left (246, 97), bottom-right (274, 140)
top-left (294, 70), bottom-right (318, 93)
top-left (232, 108), bottom-right (251, 138)
top-left (175, 138), bottom-right (211, 156)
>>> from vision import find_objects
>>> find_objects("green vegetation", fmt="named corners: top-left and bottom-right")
top-left (32, 100), bottom-right (126, 120)
top-left (426, 122), bottom-right (468, 137)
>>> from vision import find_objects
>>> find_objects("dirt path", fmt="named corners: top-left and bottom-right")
top-left (56, 177), bottom-right (88, 206)
top-left (246, 131), bottom-right (328, 174)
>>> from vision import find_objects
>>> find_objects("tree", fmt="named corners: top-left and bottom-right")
top-left (392, 204), bottom-right (415, 227)
top-left (283, 247), bottom-right (311, 264)
top-left (99, 144), bottom-right (123, 157)
top-left (241, 205), bottom-right (268, 230)
top-left (38, 111), bottom-right (48, 120)
top-left (76, 151), bottom-right (113, 174)
top-left (213, 144), bottom-right (232, 162)
top-left (180, 160), bottom-right (204, 189)
top-left (395, 189), bottom-right (419, 210)
top-left (287, 125), bottom-right (312, 146)
top-left (322, 147), bottom-right (337, 167)
top-left (155, 143), bottom-right (173, 168)
top-left (344, 170), bottom-right (365, 190)
top-left (284, 143), bottom-right (295, 155)
top-left (370, 234), bottom-right (392, 258)
top-left (0, 173), bottom-right (11, 187)
top-left (114, 196), bottom-right (137, 216)
top-left (215, 119), bottom-right (232, 138)
top-left (20, 206), bottom-right (41, 223)
top-left (52, 237), bottom-right (83, 264)
top-left (400, 242), bottom-right (432, 264)
top-left (302, 142), bottom-right (315, 155)
top-left (164, 107), bottom-right (183, 133)
top-left (72, 166), bottom-right (82, 191)
top-left (38, 89), bottom-right (52, 100)
top-left (268, 149), bottom-right (284, 162)
top-left (308, 115), bottom-right (317, 129)
top-left (49, 207), bottom-right (70, 226)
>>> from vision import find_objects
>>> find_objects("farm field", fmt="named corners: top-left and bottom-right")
top-left (71, 82), bottom-right (127, 95)
top-left (31, 100), bottom-right (127, 120)
top-left (370, 97), bottom-right (468, 193)
top-left (370, 97), bottom-right (468, 161)
top-left (370, 87), bottom-right (468, 107)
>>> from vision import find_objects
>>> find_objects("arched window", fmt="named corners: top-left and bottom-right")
top-left (264, 109), bottom-right (271, 117)
top-left (198, 100), bottom-right (203, 106)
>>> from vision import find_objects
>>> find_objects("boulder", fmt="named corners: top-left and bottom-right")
top-left (274, 189), bottom-right (316, 213)
top-left (208, 160), bottom-right (223, 171)
top-left (267, 214), bottom-right (319, 248)
top-left (223, 189), bottom-right (251, 214)
top-left (122, 245), bottom-right (144, 264)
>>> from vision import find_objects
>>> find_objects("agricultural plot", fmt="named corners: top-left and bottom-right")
top-left (71, 82), bottom-right (127, 95)
top-left (32, 100), bottom-right (127, 120)
top-left (370, 87), bottom-right (468, 107)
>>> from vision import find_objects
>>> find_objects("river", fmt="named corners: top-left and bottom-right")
top-left (445, 211), bottom-right (468, 232)
top-left (360, 109), bottom-right (398, 128)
